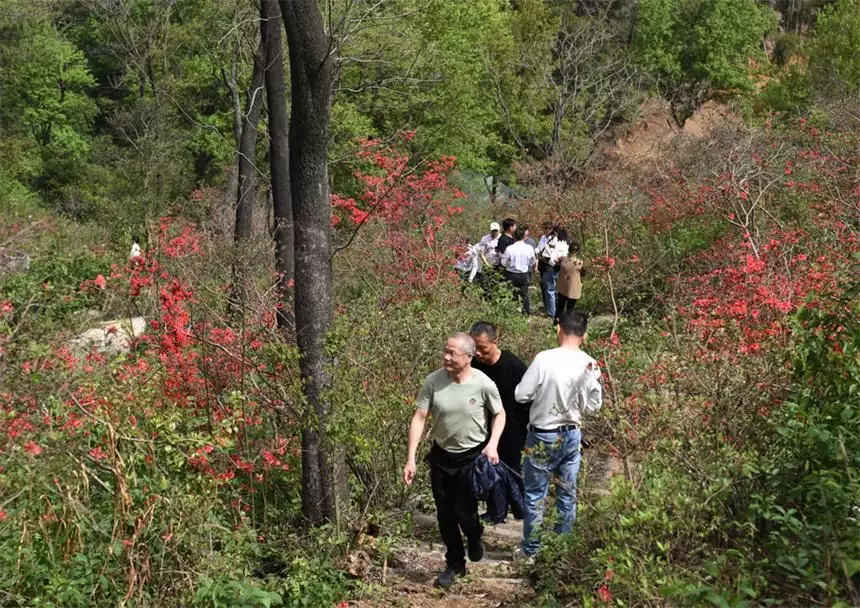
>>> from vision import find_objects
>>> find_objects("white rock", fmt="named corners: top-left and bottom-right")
top-left (69, 317), bottom-right (147, 356)
top-left (0, 250), bottom-right (31, 276)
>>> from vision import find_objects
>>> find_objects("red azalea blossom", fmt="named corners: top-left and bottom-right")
top-left (329, 135), bottom-right (465, 299)
top-left (23, 441), bottom-right (42, 456)
top-left (597, 584), bottom-right (613, 602)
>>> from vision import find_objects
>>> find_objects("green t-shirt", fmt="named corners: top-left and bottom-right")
top-left (416, 368), bottom-right (503, 453)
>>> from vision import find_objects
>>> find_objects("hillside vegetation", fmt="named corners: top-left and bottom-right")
top-left (0, 0), bottom-right (858, 606)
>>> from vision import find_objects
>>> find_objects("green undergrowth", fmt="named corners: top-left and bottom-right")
top-left (527, 294), bottom-right (860, 607)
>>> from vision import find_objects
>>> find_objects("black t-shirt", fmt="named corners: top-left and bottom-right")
top-left (496, 234), bottom-right (515, 256)
top-left (472, 350), bottom-right (531, 468)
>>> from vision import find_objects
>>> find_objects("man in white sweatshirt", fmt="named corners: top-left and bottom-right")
top-left (514, 311), bottom-right (603, 557)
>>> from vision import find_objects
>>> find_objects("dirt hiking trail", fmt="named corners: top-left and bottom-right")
top-left (347, 100), bottom-right (734, 607)
top-left (352, 513), bottom-right (530, 608)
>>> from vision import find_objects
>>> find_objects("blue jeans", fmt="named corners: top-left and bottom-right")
top-left (540, 266), bottom-right (557, 317)
top-left (522, 427), bottom-right (581, 555)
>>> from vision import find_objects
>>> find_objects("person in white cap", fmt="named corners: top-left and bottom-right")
top-left (478, 222), bottom-right (501, 267)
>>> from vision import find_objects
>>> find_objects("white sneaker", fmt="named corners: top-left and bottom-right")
top-left (511, 547), bottom-right (535, 566)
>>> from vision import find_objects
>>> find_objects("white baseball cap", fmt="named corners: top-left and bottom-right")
top-left (490, 221), bottom-right (501, 231)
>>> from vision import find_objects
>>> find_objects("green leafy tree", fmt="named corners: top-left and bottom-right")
top-left (410, 0), bottom-right (512, 172)
top-left (486, 0), bottom-right (559, 163)
top-left (0, 6), bottom-right (97, 208)
top-left (334, 0), bottom-right (515, 177)
top-left (808, 0), bottom-right (860, 96)
top-left (633, 0), bottom-right (777, 122)
top-left (58, 0), bottom-right (260, 228)
top-left (487, 1), bottom-right (642, 188)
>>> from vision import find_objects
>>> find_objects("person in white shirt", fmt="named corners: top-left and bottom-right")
top-left (514, 311), bottom-right (602, 557)
top-left (455, 241), bottom-right (483, 283)
top-left (129, 236), bottom-right (142, 260)
top-left (478, 222), bottom-right (501, 267)
top-left (536, 223), bottom-right (555, 315)
top-left (536, 222), bottom-right (554, 256)
top-left (537, 225), bottom-right (570, 318)
top-left (500, 226), bottom-right (536, 315)
top-left (549, 227), bottom-right (570, 266)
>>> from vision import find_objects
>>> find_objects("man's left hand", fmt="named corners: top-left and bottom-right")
top-left (482, 444), bottom-right (499, 465)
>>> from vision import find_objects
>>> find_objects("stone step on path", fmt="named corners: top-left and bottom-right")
top-left (349, 512), bottom-right (532, 607)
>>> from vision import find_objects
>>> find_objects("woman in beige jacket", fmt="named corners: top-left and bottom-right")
top-left (554, 241), bottom-right (583, 326)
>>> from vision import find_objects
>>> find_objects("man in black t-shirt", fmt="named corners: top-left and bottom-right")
top-left (495, 218), bottom-right (517, 258)
top-left (470, 321), bottom-right (530, 521)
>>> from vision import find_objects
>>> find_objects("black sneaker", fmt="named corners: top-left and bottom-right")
top-left (480, 511), bottom-right (507, 525)
top-left (435, 565), bottom-right (466, 588)
top-left (467, 537), bottom-right (485, 562)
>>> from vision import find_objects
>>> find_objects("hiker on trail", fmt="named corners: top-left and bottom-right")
top-left (455, 240), bottom-right (483, 284)
top-left (536, 222), bottom-right (554, 255)
top-left (514, 311), bottom-right (602, 559)
top-left (479, 222), bottom-right (501, 268)
top-left (469, 321), bottom-right (529, 522)
top-left (476, 222), bottom-right (501, 296)
top-left (495, 218), bottom-right (517, 257)
top-left (403, 333), bottom-right (506, 588)
top-left (554, 238), bottom-right (583, 326)
top-left (500, 226), bottom-right (536, 315)
top-left (129, 236), bottom-right (142, 260)
top-left (537, 223), bottom-right (569, 319)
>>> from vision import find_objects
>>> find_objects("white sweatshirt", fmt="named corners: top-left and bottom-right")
top-left (514, 347), bottom-right (602, 429)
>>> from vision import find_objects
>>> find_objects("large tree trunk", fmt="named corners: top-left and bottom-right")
top-left (279, 0), bottom-right (337, 526)
top-left (261, 0), bottom-right (294, 328)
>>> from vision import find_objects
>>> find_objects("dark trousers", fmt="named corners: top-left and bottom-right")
top-left (428, 444), bottom-right (483, 570)
top-left (505, 271), bottom-right (531, 315)
top-left (555, 295), bottom-right (577, 323)
top-left (498, 426), bottom-right (526, 474)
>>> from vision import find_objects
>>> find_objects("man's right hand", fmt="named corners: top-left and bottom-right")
top-left (403, 460), bottom-right (417, 486)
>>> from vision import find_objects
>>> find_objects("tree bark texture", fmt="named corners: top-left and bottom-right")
top-left (235, 41), bottom-right (265, 242)
top-left (279, 0), bottom-right (336, 526)
top-left (262, 0), bottom-right (294, 327)
top-left (229, 40), bottom-right (265, 314)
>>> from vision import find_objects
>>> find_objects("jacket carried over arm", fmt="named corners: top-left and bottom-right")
top-left (468, 454), bottom-right (525, 523)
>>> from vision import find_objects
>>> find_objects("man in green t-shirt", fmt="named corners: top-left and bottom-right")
top-left (404, 333), bottom-right (506, 588)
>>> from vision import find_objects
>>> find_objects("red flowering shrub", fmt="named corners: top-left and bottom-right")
top-left (522, 119), bottom-right (859, 606)
top-left (0, 109), bottom-right (854, 605)
top-left (0, 217), bottom-right (316, 604)
top-left (331, 134), bottom-right (466, 300)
